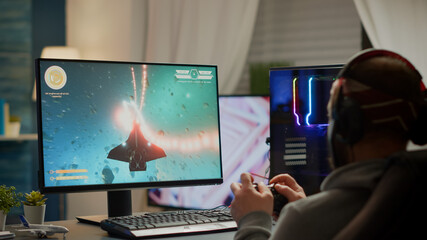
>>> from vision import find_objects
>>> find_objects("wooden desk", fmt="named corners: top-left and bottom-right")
top-left (7, 220), bottom-right (237, 240)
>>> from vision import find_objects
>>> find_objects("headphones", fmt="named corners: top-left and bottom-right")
top-left (330, 80), bottom-right (364, 145)
top-left (330, 49), bottom-right (427, 147)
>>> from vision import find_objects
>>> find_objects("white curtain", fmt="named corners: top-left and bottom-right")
top-left (67, 0), bottom-right (147, 62)
top-left (67, 0), bottom-right (259, 94)
top-left (144, 0), bottom-right (259, 94)
top-left (353, 0), bottom-right (427, 150)
top-left (353, 0), bottom-right (427, 86)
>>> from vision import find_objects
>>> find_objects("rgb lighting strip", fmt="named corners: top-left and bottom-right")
top-left (293, 77), bottom-right (315, 126)
top-left (292, 77), bottom-right (301, 126)
top-left (305, 77), bottom-right (313, 125)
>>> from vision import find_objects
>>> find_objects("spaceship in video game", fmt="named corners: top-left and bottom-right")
top-left (107, 121), bottom-right (166, 171)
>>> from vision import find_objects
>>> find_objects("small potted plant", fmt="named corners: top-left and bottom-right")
top-left (0, 185), bottom-right (22, 231)
top-left (22, 190), bottom-right (47, 225)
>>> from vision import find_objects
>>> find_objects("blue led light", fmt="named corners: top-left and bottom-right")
top-left (305, 77), bottom-right (313, 126)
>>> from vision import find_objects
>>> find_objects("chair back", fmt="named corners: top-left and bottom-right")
top-left (333, 150), bottom-right (427, 240)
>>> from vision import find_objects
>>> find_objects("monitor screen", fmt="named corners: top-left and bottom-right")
top-left (36, 59), bottom-right (223, 194)
top-left (148, 95), bottom-right (270, 209)
top-left (269, 65), bottom-right (342, 195)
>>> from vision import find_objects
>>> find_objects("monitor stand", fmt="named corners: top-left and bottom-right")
top-left (76, 190), bottom-right (132, 225)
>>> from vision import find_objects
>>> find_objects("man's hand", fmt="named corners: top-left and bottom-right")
top-left (230, 173), bottom-right (273, 223)
top-left (270, 174), bottom-right (306, 202)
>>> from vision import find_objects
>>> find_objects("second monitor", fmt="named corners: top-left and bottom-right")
top-left (148, 95), bottom-right (270, 209)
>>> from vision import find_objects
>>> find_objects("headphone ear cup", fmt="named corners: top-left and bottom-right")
top-left (334, 97), bottom-right (364, 145)
top-left (408, 103), bottom-right (427, 145)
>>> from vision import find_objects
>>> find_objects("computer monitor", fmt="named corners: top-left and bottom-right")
top-left (269, 65), bottom-right (342, 195)
top-left (35, 59), bottom-right (223, 217)
top-left (148, 95), bottom-right (270, 209)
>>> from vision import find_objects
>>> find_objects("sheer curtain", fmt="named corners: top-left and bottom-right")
top-left (353, 0), bottom-right (427, 150)
top-left (144, 0), bottom-right (259, 94)
top-left (353, 0), bottom-right (427, 85)
top-left (67, 0), bottom-right (259, 94)
top-left (66, 0), bottom-right (147, 62)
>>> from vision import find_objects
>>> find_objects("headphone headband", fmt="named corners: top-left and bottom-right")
top-left (338, 49), bottom-right (425, 91)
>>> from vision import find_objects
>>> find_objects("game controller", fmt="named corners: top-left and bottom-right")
top-left (253, 183), bottom-right (288, 216)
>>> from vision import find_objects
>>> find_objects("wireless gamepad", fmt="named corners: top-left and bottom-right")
top-left (253, 183), bottom-right (288, 216)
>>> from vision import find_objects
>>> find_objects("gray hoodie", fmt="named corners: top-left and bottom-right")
top-left (234, 159), bottom-right (387, 240)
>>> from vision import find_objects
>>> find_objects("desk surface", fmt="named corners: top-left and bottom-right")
top-left (7, 220), bottom-right (237, 240)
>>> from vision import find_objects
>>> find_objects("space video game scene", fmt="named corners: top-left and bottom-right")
top-left (38, 60), bottom-right (222, 188)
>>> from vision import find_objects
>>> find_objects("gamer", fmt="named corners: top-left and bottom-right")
top-left (230, 49), bottom-right (427, 239)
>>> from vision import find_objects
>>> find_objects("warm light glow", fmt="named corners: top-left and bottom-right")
top-left (113, 101), bottom-right (135, 133)
top-left (41, 46), bottom-right (80, 59)
top-left (140, 65), bottom-right (147, 110)
top-left (131, 67), bottom-right (137, 102)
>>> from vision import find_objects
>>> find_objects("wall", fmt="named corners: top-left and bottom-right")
top-left (0, 1), bottom-right (33, 131)
top-left (249, 0), bottom-right (360, 66)
top-left (32, 0), bottom-right (67, 221)
top-left (0, 0), bottom-right (36, 223)
top-left (0, 0), bottom-right (66, 222)
top-left (236, 0), bottom-right (361, 93)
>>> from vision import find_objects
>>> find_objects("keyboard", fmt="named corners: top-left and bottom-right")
top-left (100, 207), bottom-right (237, 239)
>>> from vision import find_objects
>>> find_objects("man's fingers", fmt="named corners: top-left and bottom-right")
top-left (270, 174), bottom-right (300, 190)
top-left (231, 173), bottom-right (256, 196)
top-left (230, 182), bottom-right (241, 194)
top-left (274, 184), bottom-right (304, 202)
top-left (269, 174), bottom-right (306, 202)
top-left (270, 173), bottom-right (296, 185)
top-left (256, 182), bottom-right (270, 194)
top-left (240, 173), bottom-right (254, 188)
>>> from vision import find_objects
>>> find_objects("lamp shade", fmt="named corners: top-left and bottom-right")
top-left (40, 46), bottom-right (81, 59)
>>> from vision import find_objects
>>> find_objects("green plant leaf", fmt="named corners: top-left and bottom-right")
top-left (0, 185), bottom-right (23, 214)
top-left (22, 190), bottom-right (47, 206)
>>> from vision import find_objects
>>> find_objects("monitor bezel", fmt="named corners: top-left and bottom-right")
top-left (270, 64), bottom-right (343, 73)
top-left (35, 58), bottom-right (223, 194)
